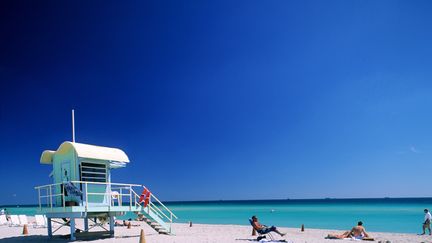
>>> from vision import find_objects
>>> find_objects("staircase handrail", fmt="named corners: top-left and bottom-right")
top-left (131, 186), bottom-right (176, 222)
top-left (143, 186), bottom-right (178, 220)
top-left (148, 201), bottom-right (170, 220)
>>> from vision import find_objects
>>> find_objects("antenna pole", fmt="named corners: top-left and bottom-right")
top-left (72, 109), bottom-right (75, 142)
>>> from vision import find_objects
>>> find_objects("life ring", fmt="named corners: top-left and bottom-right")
top-left (139, 188), bottom-right (151, 207)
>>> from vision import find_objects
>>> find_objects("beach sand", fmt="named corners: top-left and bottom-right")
top-left (0, 217), bottom-right (431, 243)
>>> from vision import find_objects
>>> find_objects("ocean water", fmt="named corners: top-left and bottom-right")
top-left (2, 198), bottom-right (431, 234)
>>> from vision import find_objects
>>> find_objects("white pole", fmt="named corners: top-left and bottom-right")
top-left (72, 109), bottom-right (77, 180)
top-left (72, 109), bottom-right (75, 143)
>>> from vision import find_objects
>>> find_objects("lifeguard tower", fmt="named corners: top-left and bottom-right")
top-left (34, 111), bottom-right (177, 240)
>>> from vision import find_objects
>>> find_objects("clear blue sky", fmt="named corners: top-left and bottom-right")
top-left (1, 1), bottom-right (432, 205)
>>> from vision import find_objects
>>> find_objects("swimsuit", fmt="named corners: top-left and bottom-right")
top-left (258, 226), bottom-right (276, 234)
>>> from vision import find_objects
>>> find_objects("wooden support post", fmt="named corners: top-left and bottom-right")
top-left (109, 216), bottom-right (114, 237)
top-left (70, 218), bottom-right (76, 241)
top-left (47, 217), bottom-right (52, 238)
top-left (84, 218), bottom-right (89, 232)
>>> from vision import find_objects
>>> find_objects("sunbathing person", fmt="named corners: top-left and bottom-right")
top-left (327, 221), bottom-right (370, 240)
top-left (251, 215), bottom-right (286, 237)
top-left (114, 220), bottom-right (126, 226)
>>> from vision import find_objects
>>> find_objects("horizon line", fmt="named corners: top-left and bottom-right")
top-left (2, 196), bottom-right (432, 207)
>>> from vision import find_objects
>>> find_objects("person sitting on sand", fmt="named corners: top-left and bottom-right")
top-left (422, 209), bottom-right (431, 235)
top-left (115, 220), bottom-right (126, 226)
top-left (251, 215), bottom-right (286, 237)
top-left (327, 221), bottom-right (370, 240)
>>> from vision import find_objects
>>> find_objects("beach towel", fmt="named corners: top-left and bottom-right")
top-left (64, 182), bottom-right (83, 197)
top-left (341, 237), bottom-right (374, 241)
top-left (258, 240), bottom-right (291, 243)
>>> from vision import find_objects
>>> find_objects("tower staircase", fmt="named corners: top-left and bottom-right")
top-left (131, 186), bottom-right (177, 235)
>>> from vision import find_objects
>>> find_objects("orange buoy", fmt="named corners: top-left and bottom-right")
top-left (22, 224), bottom-right (28, 235)
top-left (139, 228), bottom-right (146, 243)
top-left (139, 188), bottom-right (151, 207)
top-left (301, 224), bottom-right (304, 232)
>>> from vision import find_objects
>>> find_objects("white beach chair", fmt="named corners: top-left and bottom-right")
top-left (34, 215), bottom-right (47, 228)
top-left (18, 215), bottom-right (29, 226)
top-left (0, 215), bottom-right (9, 225)
top-left (111, 191), bottom-right (120, 206)
top-left (10, 215), bottom-right (21, 226)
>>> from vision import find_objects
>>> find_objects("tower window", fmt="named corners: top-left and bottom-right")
top-left (80, 162), bottom-right (107, 183)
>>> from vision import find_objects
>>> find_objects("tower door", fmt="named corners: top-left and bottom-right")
top-left (58, 161), bottom-right (73, 205)
top-left (61, 161), bottom-right (71, 182)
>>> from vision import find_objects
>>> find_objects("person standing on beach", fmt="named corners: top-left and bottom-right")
top-left (422, 209), bottom-right (431, 235)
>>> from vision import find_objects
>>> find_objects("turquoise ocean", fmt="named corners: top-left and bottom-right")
top-left (2, 198), bottom-right (431, 234)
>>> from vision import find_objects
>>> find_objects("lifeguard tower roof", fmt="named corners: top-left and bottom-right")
top-left (40, 141), bottom-right (130, 167)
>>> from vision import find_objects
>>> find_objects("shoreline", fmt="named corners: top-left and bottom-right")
top-left (3, 198), bottom-right (432, 235)
top-left (0, 217), bottom-right (430, 242)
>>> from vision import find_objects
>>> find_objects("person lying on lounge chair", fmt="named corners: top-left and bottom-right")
top-left (251, 215), bottom-right (286, 237)
top-left (327, 221), bottom-right (371, 240)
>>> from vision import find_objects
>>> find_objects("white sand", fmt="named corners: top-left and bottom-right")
top-left (0, 217), bottom-right (430, 243)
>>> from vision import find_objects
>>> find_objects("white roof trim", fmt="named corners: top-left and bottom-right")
top-left (40, 150), bottom-right (55, 164)
top-left (40, 141), bottom-right (130, 164)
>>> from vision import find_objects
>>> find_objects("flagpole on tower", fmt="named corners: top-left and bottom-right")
top-left (72, 109), bottom-right (75, 143)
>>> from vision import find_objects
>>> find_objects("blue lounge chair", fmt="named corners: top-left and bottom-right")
top-left (249, 218), bottom-right (275, 241)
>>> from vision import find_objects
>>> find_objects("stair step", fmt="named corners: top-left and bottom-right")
top-left (138, 209), bottom-right (172, 235)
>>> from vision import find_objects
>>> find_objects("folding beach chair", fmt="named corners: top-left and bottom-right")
top-left (34, 215), bottom-right (47, 228)
top-left (111, 191), bottom-right (120, 206)
top-left (10, 215), bottom-right (21, 226)
top-left (0, 215), bottom-right (9, 225)
top-left (249, 218), bottom-right (275, 241)
top-left (18, 215), bottom-right (29, 226)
